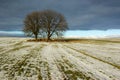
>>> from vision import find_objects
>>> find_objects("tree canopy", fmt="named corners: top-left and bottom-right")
top-left (23, 10), bottom-right (68, 41)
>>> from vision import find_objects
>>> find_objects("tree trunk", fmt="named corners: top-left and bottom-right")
top-left (47, 36), bottom-right (51, 41)
top-left (47, 28), bottom-right (51, 41)
top-left (35, 34), bottom-right (38, 40)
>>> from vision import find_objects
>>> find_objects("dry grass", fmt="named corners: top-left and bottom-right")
top-left (26, 38), bottom-right (120, 44)
top-left (0, 37), bottom-right (120, 80)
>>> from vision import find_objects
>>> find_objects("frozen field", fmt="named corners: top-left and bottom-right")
top-left (0, 37), bottom-right (120, 80)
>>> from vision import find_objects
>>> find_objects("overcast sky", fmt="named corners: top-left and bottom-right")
top-left (0, 0), bottom-right (120, 37)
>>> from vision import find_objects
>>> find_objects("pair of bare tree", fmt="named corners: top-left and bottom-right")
top-left (23, 10), bottom-right (68, 41)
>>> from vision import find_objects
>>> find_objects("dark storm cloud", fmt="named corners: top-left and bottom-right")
top-left (0, 0), bottom-right (120, 31)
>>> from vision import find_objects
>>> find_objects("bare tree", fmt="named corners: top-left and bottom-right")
top-left (23, 10), bottom-right (68, 41)
top-left (23, 11), bottom-right (41, 40)
top-left (40, 10), bottom-right (68, 41)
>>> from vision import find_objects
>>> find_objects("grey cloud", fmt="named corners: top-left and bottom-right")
top-left (90, 0), bottom-right (120, 7)
top-left (0, 0), bottom-right (120, 31)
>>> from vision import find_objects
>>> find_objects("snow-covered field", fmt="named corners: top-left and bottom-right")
top-left (0, 37), bottom-right (120, 80)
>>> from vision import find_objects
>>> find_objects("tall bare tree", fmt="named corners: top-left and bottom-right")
top-left (23, 10), bottom-right (68, 41)
top-left (23, 11), bottom-right (41, 40)
top-left (40, 10), bottom-right (68, 41)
